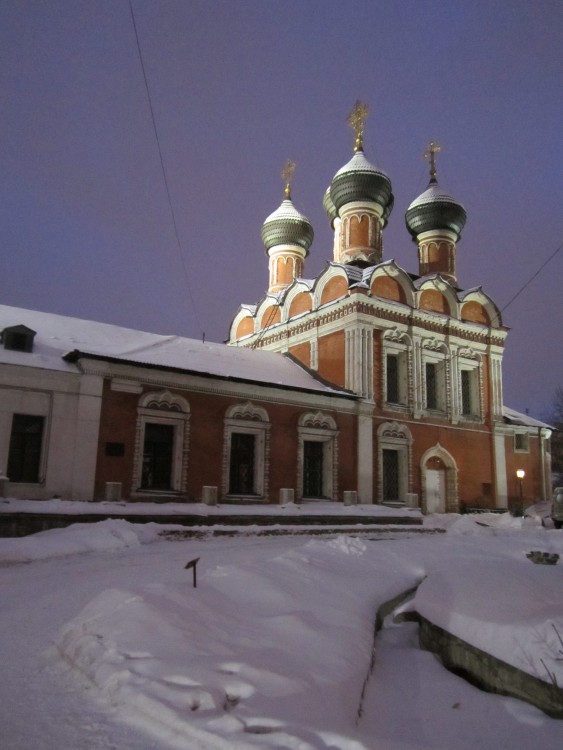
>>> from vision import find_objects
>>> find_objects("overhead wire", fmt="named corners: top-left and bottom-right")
top-left (128, 0), bottom-right (204, 340)
top-left (492, 238), bottom-right (563, 325)
top-left (409, 235), bottom-right (563, 411)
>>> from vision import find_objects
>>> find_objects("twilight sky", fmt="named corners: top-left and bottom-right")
top-left (1, 0), bottom-right (562, 418)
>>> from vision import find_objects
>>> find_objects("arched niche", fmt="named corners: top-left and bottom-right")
top-left (314, 269), bottom-right (349, 307)
top-left (419, 288), bottom-right (451, 315)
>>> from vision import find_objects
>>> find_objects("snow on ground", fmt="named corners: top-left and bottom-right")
top-left (1, 512), bottom-right (563, 749)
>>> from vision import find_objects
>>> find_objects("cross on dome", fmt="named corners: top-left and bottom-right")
top-left (347, 100), bottom-right (369, 153)
top-left (281, 159), bottom-right (296, 199)
top-left (424, 141), bottom-right (442, 183)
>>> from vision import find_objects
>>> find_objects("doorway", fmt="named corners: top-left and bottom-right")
top-left (229, 432), bottom-right (256, 495)
top-left (425, 466), bottom-right (446, 513)
top-left (303, 440), bottom-right (324, 498)
top-left (142, 423), bottom-right (174, 489)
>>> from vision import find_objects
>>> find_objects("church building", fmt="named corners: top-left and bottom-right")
top-left (227, 103), bottom-right (552, 511)
top-left (0, 104), bottom-right (552, 511)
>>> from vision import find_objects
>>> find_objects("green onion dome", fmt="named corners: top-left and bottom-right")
top-left (405, 177), bottom-right (466, 241)
top-left (329, 150), bottom-right (394, 225)
top-left (261, 197), bottom-right (314, 253)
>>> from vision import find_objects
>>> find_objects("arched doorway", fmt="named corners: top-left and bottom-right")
top-left (424, 456), bottom-right (447, 513)
top-left (420, 445), bottom-right (458, 513)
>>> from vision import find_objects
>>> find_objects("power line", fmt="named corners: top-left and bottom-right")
top-left (495, 238), bottom-right (563, 322)
top-left (128, 0), bottom-right (204, 339)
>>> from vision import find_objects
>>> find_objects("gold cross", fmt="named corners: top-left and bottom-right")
top-left (424, 141), bottom-right (441, 181)
top-left (281, 159), bottom-right (296, 198)
top-left (347, 100), bottom-right (369, 152)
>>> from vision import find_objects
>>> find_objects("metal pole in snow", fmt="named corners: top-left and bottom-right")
top-left (185, 557), bottom-right (200, 588)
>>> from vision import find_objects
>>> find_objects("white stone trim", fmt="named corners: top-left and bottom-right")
top-left (297, 411), bottom-right (339, 501)
top-left (376, 421), bottom-right (413, 505)
top-left (132, 390), bottom-right (190, 495)
top-left (345, 326), bottom-right (373, 398)
top-left (223, 401), bottom-right (270, 501)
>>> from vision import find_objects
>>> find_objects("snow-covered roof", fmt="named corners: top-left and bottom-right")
top-left (0, 304), bottom-right (353, 397)
top-left (503, 406), bottom-right (552, 429)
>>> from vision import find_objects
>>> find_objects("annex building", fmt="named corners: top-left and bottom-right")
top-left (0, 109), bottom-right (553, 511)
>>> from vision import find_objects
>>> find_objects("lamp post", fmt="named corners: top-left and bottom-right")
top-left (516, 469), bottom-right (525, 505)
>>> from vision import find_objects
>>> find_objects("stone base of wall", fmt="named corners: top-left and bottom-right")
top-left (417, 616), bottom-right (563, 719)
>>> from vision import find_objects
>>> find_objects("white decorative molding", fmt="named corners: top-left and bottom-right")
top-left (422, 337), bottom-right (448, 353)
top-left (298, 410), bottom-right (337, 431)
top-left (139, 389), bottom-right (190, 413)
top-left (226, 401), bottom-right (269, 423)
top-left (378, 421), bottom-right (413, 443)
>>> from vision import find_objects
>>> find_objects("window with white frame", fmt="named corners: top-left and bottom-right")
top-left (223, 402), bottom-right (270, 499)
top-left (422, 345), bottom-right (448, 413)
top-left (425, 360), bottom-right (447, 411)
top-left (459, 367), bottom-right (480, 417)
top-left (377, 422), bottom-right (412, 505)
top-left (297, 411), bottom-right (338, 501)
top-left (133, 391), bottom-right (190, 494)
top-left (456, 350), bottom-right (482, 420)
top-left (383, 333), bottom-right (409, 408)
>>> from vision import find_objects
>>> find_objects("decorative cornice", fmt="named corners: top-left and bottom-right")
top-left (247, 295), bottom-right (506, 349)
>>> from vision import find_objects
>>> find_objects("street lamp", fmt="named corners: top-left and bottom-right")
top-left (516, 469), bottom-right (525, 504)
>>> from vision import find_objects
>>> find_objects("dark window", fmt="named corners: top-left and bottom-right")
top-left (514, 433), bottom-right (529, 452)
top-left (426, 363), bottom-right (437, 409)
top-left (303, 440), bottom-right (324, 498)
top-left (142, 423), bottom-right (174, 489)
top-left (7, 414), bottom-right (44, 482)
top-left (461, 370), bottom-right (472, 415)
top-left (105, 442), bottom-right (125, 457)
top-left (229, 433), bottom-right (255, 494)
top-left (382, 449), bottom-right (400, 502)
top-left (386, 354), bottom-right (399, 403)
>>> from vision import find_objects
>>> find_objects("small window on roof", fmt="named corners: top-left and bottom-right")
top-left (2, 325), bottom-right (36, 353)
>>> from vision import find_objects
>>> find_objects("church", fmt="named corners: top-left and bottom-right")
top-left (227, 103), bottom-right (552, 511)
top-left (0, 105), bottom-right (552, 511)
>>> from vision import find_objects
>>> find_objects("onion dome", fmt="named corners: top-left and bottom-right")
top-left (405, 143), bottom-right (466, 241)
top-left (405, 178), bottom-right (466, 240)
top-left (261, 196), bottom-right (314, 253)
top-left (329, 150), bottom-right (394, 223)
